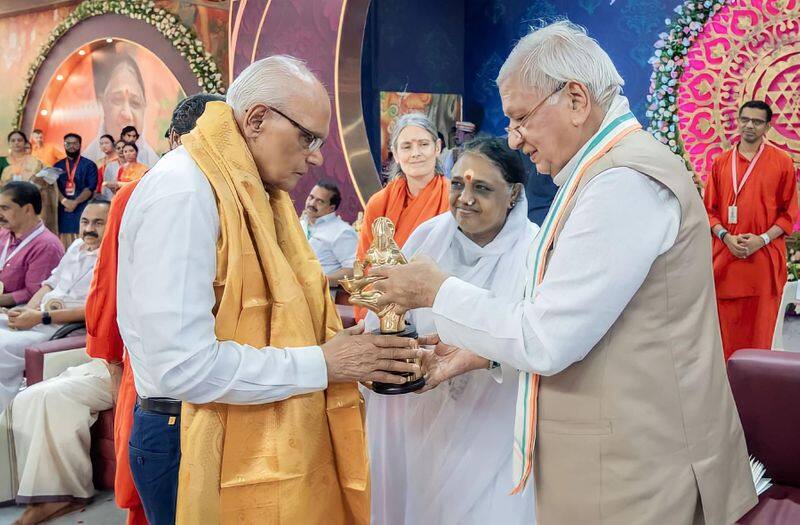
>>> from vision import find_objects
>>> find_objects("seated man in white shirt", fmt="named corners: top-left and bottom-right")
top-left (300, 179), bottom-right (358, 286)
top-left (6, 199), bottom-right (111, 525)
top-left (0, 199), bottom-right (109, 413)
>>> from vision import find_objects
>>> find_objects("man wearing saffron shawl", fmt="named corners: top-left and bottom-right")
top-left (114, 56), bottom-right (420, 524)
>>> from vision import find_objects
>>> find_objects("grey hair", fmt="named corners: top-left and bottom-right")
top-left (226, 55), bottom-right (318, 120)
top-left (496, 20), bottom-right (624, 111)
top-left (387, 112), bottom-right (443, 179)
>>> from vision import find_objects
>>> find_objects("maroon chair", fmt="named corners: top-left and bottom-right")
top-left (728, 349), bottom-right (800, 524)
top-left (23, 336), bottom-right (117, 491)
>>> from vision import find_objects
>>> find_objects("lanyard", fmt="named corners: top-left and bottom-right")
top-left (0, 223), bottom-right (46, 267)
top-left (65, 157), bottom-right (79, 196)
top-left (730, 143), bottom-right (765, 206)
top-left (65, 157), bottom-right (79, 183)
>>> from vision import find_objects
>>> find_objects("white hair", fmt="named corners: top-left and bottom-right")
top-left (496, 20), bottom-right (624, 110)
top-left (387, 112), bottom-right (443, 179)
top-left (225, 55), bottom-right (319, 120)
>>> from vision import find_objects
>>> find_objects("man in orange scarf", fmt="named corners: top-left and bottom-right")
top-left (704, 100), bottom-right (798, 359)
top-left (85, 93), bottom-right (225, 525)
top-left (112, 57), bottom-right (420, 524)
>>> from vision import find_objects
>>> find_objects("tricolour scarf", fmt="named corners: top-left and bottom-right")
top-left (512, 97), bottom-right (641, 493)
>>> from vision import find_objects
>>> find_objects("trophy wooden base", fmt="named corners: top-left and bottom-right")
top-left (371, 325), bottom-right (426, 395)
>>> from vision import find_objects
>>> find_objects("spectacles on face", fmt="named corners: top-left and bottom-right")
top-left (269, 106), bottom-right (325, 153)
top-left (738, 116), bottom-right (768, 128)
top-left (504, 83), bottom-right (566, 143)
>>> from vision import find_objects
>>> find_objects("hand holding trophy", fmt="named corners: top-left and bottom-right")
top-left (340, 217), bottom-right (425, 394)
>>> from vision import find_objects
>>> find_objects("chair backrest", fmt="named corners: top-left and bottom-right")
top-left (728, 349), bottom-right (800, 487)
top-left (771, 281), bottom-right (797, 350)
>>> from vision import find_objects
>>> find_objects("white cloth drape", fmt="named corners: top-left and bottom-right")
top-left (12, 359), bottom-right (117, 502)
top-left (0, 319), bottom-right (56, 413)
top-left (365, 195), bottom-right (538, 525)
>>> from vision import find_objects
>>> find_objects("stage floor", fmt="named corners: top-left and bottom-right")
top-left (0, 491), bottom-right (124, 524)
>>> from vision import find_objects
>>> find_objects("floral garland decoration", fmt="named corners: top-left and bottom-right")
top-left (645, 0), bottom-right (728, 157)
top-left (15, 0), bottom-right (225, 127)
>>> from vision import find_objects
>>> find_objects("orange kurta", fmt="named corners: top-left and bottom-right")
top-left (31, 143), bottom-right (63, 167)
top-left (704, 142), bottom-right (798, 359)
top-left (85, 181), bottom-right (148, 525)
top-left (354, 175), bottom-right (449, 321)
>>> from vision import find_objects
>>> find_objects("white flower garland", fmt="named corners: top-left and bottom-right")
top-left (646, 0), bottom-right (728, 157)
top-left (15, 0), bottom-right (224, 126)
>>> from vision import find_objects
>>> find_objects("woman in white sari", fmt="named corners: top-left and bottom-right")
top-left (365, 138), bottom-right (538, 524)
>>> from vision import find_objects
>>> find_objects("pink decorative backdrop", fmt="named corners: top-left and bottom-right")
top-left (677, 0), bottom-right (800, 183)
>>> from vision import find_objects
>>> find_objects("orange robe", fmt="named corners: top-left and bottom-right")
top-left (704, 142), bottom-right (798, 359)
top-left (118, 162), bottom-right (148, 183)
top-left (85, 181), bottom-right (148, 525)
top-left (30, 143), bottom-right (63, 167)
top-left (354, 175), bottom-right (450, 321)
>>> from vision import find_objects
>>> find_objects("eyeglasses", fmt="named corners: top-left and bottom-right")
top-left (269, 106), bottom-right (325, 153)
top-left (504, 83), bottom-right (565, 142)
top-left (738, 116), bottom-right (768, 127)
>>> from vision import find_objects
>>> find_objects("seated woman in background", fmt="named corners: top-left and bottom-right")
top-left (103, 142), bottom-right (147, 193)
top-left (356, 113), bottom-right (450, 320)
top-left (365, 138), bottom-right (538, 525)
top-left (1, 130), bottom-right (58, 233)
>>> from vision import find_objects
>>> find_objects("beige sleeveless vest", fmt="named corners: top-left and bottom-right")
top-left (534, 130), bottom-right (757, 524)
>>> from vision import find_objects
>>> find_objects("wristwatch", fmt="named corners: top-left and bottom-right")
top-left (487, 360), bottom-right (500, 370)
top-left (41, 311), bottom-right (52, 325)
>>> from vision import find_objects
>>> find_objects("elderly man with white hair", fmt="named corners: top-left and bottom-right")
top-left (115, 55), bottom-right (421, 524)
top-left (371, 21), bottom-right (757, 524)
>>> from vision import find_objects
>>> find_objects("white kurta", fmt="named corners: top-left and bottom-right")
top-left (430, 166), bottom-right (680, 375)
top-left (0, 239), bottom-right (98, 413)
top-left (12, 358), bottom-right (117, 502)
top-left (365, 197), bottom-right (538, 525)
top-left (117, 147), bottom-right (329, 404)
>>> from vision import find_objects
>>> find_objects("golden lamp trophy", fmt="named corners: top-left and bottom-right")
top-left (339, 217), bottom-right (425, 395)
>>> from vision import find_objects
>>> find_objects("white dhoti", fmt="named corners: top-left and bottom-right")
top-left (12, 359), bottom-right (117, 503)
top-left (0, 316), bottom-right (56, 413)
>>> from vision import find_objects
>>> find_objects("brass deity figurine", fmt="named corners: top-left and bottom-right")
top-left (340, 217), bottom-right (424, 394)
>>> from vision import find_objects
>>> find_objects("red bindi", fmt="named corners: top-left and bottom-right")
top-left (464, 169), bottom-right (474, 182)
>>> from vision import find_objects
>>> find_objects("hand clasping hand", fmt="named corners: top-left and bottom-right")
top-left (322, 321), bottom-right (423, 385)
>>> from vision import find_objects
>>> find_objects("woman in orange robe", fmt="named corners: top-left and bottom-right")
top-left (85, 181), bottom-right (148, 525)
top-left (355, 113), bottom-right (450, 321)
top-left (104, 143), bottom-right (147, 193)
top-left (704, 106), bottom-right (798, 359)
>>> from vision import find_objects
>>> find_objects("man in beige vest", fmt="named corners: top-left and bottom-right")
top-left (371, 21), bottom-right (757, 524)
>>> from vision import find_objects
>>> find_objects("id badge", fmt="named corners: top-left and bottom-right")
top-left (65, 180), bottom-right (76, 197)
top-left (728, 205), bottom-right (738, 224)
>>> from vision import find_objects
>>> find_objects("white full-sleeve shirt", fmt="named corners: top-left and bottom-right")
top-left (117, 147), bottom-right (328, 404)
top-left (431, 167), bottom-right (681, 376)
top-left (41, 238), bottom-right (98, 309)
top-left (300, 212), bottom-right (358, 274)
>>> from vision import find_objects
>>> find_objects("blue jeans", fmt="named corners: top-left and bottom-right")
top-left (129, 403), bottom-right (181, 525)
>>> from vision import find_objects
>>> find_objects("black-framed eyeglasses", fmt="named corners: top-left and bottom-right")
top-left (505, 83), bottom-right (566, 141)
top-left (269, 106), bottom-right (325, 153)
